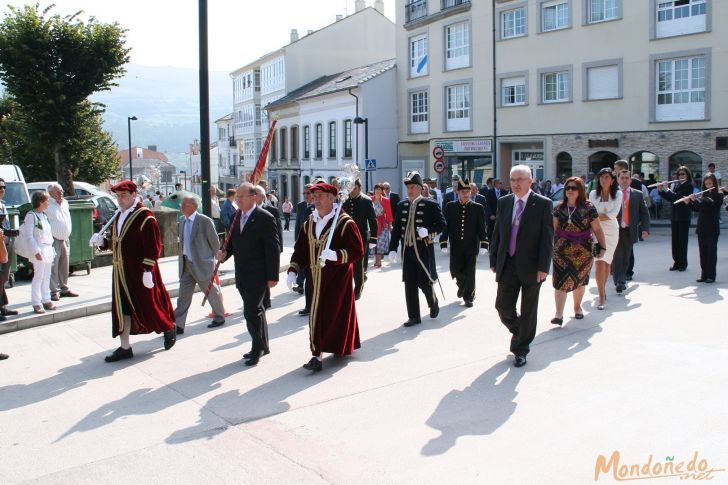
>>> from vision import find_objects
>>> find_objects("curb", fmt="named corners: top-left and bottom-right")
top-left (0, 263), bottom-right (291, 335)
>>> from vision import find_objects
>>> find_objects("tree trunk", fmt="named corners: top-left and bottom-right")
top-left (54, 144), bottom-right (76, 197)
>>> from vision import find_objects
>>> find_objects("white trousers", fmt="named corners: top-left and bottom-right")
top-left (31, 246), bottom-right (55, 305)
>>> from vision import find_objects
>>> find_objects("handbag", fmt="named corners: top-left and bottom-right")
top-left (13, 213), bottom-right (39, 259)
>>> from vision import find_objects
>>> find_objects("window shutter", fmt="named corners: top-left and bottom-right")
top-left (502, 76), bottom-right (525, 88)
top-left (587, 65), bottom-right (619, 100)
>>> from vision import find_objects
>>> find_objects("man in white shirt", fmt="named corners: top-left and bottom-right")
top-left (46, 183), bottom-right (78, 300)
top-left (210, 186), bottom-right (221, 232)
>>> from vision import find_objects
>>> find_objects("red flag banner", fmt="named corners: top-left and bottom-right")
top-left (249, 118), bottom-right (278, 185)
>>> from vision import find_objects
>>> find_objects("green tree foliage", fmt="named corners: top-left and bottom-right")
top-left (0, 4), bottom-right (129, 194)
top-left (0, 96), bottom-right (121, 184)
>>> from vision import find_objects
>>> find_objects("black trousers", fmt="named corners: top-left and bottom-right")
top-left (495, 257), bottom-right (543, 357)
top-left (612, 228), bottom-right (634, 285)
top-left (671, 220), bottom-right (690, 269)
top-left (353, 248), bottom-right (368, 299)
top-left (238, 286), bottom-right (269, 354)
top-left (0, 259), bottom-right (10, 307)
top-left (451, 250), bottom-right (477, 301)
top-left (403, 247), bottom-right (435, 320)
top-left (698, 233), bottom-right (718, 280)
top-left (487, 219), bottom-right (496, 242)
top-left (283, 213), bottom-right (291, 231)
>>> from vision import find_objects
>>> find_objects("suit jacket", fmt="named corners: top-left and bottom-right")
top-left (225, 207), bottom-right (280, 289)
top-left (178, 213), bottom-right (220, 281)
top-left (489, 192), bottom-right (553, 284)
top-left (295, 201), bottom-right (314, 241)
top-left (690, 190), bottom-right (723, 236)
top-left (388, 192), bottom-right (400, 210)
top-left (441, 190), bottom-right (456, 211)
top-left (440, 200), bottom-right (487, 254)
top-left (472, 193), bottom-right (488, 218)
top-left (617, 187), bottom-right (651, 244)
top-left (262, 204), bottom-right (284, 252)
top-left (486, 188), bottom-right (508, 220)
top-left (342, 194), bottom-right (378, 246)
top-left (659, 181), bottom-right (694, 222)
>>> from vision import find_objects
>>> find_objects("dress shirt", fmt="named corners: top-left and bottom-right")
top-left (47, 198), bottom-right (72, 240)
top-left (210, 197), bottom-right (221, 219)
top-left (313, 205), bottom-right (337, 239)
top-left (239, 206), bottom-right (255, 233)
top-left (511, 190), bottom-right (532, 224)
top-left (183, 211), bottom-right (197, 258)
top-left (117, 204), bottom-right (137, 233)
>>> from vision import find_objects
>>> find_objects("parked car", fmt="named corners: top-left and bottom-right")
top-left (27, 181), bottom-right (114, 199)
top-left (84, 194), bottom-right (119, 233)
top-left (0, 164), bottom-right (31, 208)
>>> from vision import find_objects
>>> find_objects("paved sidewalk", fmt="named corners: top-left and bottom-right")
top-left (0, 230), bottom-right (297, 335)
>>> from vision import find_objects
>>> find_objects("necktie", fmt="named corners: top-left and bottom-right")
top-left (240, 213), bottom-right (248, 233)
top-left (508, 199), bottom-right (525, 257)
top-left (622, 189), bottom-right (630, 227)
top-left (184, 218), bottom-right (192, 257)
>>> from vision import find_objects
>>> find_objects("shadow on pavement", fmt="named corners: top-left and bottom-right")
top-left (421, 320), bottom-right (602, 456)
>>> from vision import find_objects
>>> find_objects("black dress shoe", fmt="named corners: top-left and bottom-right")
top-left (626, 274), bottom-right (633, 281)
top-left (293, 285), bottom-right (304, 294)
top-left (245, 352), bottom-right (262, 366)
top-left (1, 308), bottom-right (19, 316)
top-left (176, 326), bottom-right (184, 335)
top-left (430, 300), bottom-right (439, 318)
top-left (105, 346), bottom-right (133, 362)
top-left (615, 283), bottom-right (626, 293)
top-left (298, 308), bottom-right (311, 316)
top-left (677, 267), bottom-right (687, 272)
top-left (163, 327), bottom-right (176, 350)
top-left (669, 266), bottom-right (678, 271)
top-left (464, 300), bottom-right (473, 307)
top-left (0, 352), bottom-right (9, 360)
top-left (207, 320), bottom-right (225, 328)
top-left (302, 357), bottom-right (322, 372)
top-left (514, 355), bottom-right (527, 368)
top-left (696, 277), bottom-right (707, 283)
top-left (705, 278), bottom-right (715, 283)
top-left (457, 287), bottom-right (464, 298)
top-left (243, 349), bottom-right (270, 359)
top-left (550, 317), bottom-right (563, 326)
top-left (403, 318), bottom-right (422, 327)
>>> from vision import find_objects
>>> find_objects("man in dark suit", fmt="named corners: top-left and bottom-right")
top-left (485, 179), bottom-right (508, 241)
top-left (489, 165), bottom-right (553, 368)
top-left (174, 196), bottom-right (226, 334)
top-left (479, 177), bottom-right (494, 198)
top-left (440, 179), bottom-right (488, 307)
top-left (293, 185), bottom-right (315, 302)
top-left (613, 170), bottom-right (650, 293)
top-left (342, 179), bottom-right (378, 300)
top-left (441, 174), bottom-right (461, 210)
top-left (470, 182), bottom-right (488, 216)
top-left (388, 171), bottom-right (446, 327)
top-left (382, 181), bottom-right (400, 209)
top-left (218, 182), bottom-right (280, 366)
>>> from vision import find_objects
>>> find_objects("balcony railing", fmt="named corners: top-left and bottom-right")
top-left (228, 136), bottom-right (235, 147)
top-left (441, 0), bottom-right (469, 10)
top-left (405, 0), bottom-right (427, 23)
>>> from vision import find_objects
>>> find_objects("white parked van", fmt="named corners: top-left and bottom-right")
top-left (0, 164), bottom-right (31, 207)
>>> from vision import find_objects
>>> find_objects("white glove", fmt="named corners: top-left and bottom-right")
top-left (441, 247), bottom-right (448, 254)
top-left (142, 271), bottom-right (154, 289)
top-left (417, 227), bottom-right (428, 238)
top-left (368, 243), bottom-right (377, 249)
top-left (89, 233), bottom-right (103, 247)
top-left (321, 248), bottom-right (337, 261)
top-left (287, 272), bottom-right (297, 290)
top-left (480, 248), bottom-right (487, 256)
top-left (388, 251), bottom-right (397, 263)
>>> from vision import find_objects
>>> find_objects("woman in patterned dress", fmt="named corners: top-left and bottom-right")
top-left (372, 184), bottom-right (393, 267)
top-left (551, 177), bottom-right (606, 325)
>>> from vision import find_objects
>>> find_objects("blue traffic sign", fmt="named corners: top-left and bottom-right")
top-left (365, 159), bottom-right (377, 172)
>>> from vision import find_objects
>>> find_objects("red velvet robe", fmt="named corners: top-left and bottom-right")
top-left (289, 210), bottom-right (363, 355)
top-left (104, 203), bottom-right (175, 337)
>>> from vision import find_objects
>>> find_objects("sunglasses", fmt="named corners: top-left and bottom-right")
top-left (678, 172), bottom-right (687, 176)
top-left (564, 186), bottom-right (579, 191)
top-left (0, 186), bottom-right (5, 190)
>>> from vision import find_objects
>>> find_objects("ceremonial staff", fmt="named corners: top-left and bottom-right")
top-left (201, 117), bottom-right (278, 305)
top-left (319, 164), bottom-right (359, 267)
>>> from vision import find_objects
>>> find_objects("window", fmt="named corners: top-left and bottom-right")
top-left (445, 84), bottom-right (470, 131)
top-left (279, 127), bottom-right (287, 160)
top-left (541, 70), bottom-right (570, 103)
top-left (315, 123), bottom-right (323, 158)
top-left (303, 125), bottom-right (310, 159)
top-left (344, 120), bottom-right (352, 158)
top-left (586, 64), bottom-right (620, 100)
top-left (655, 56), bottom-right (706, 121)
top-left (291, 126), bottom-right (299, 161)
top-left (410, 90), bottom-right (429, 133)
top-left (542, 0), bottom-right (570, 31)
top-left (445, 21), bottom-right (470, 70)
top-left (270, 131), bottom-right (277, 161)
top-left (655, 0), bottom-right (707, 38)
top-left (502, 76), bottom-right (527, 106)
top-left (502, 8), bottom-right (526, 38)
top-left (588, 0), bottom-right (619, 23)
top-left (328, 121), bottom-right (337, 158)
top-left (410, 34), bottom-right (428, 78)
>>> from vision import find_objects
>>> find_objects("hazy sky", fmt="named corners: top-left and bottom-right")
top-left (3, 0), bottom-right (396, 72)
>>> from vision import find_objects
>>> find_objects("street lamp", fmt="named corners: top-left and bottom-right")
top-left (127, 116), bottom-right (138, 181)
top-left (353, 116), bottom-right (369, 191)
top-left (180, 170), bottom-right (187, 191)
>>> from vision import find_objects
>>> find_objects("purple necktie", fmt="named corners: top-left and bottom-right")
top-left (508, 199), bottom-right (525, 257)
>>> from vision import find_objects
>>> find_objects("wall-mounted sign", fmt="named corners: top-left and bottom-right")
top-left (434, 139), bottom-right (492, 153)
top-left (588, 139), bottom-right (619, 148)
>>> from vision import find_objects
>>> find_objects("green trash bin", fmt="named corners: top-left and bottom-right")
top-left (67, 198), bottom-right (95, 274)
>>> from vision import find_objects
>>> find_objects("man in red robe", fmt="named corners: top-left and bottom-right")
top-left (90, 180), bottom-right (176, 362)
top-left (287, 183), bottom-right (364, 372)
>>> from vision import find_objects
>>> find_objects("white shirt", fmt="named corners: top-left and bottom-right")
top-left (239, 206), bottom-right (255, 232)
top-left (210, 196), bottom-right (221, 219)
top-left (511, 190), bottom-right (532, 224)
top-left (46, 198), bottom-right (72, 240)
top-left (589, 189), bottom-right (623, 218)
top-left (117, 205), bottom-right (137, 233)
top-left (182, 211), bottom-right (197, 258)
top-left (313, 205), bottom-right (337, 239)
